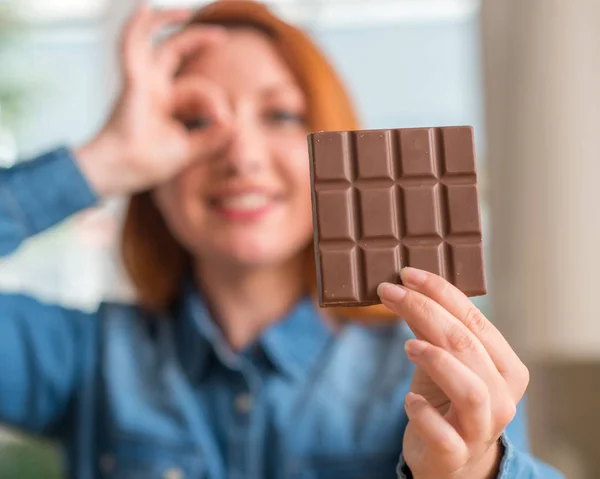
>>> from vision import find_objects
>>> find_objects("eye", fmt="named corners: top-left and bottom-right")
top-left (183, 117), bottom-right (211, 130)
top-left (265, 109), bottom-right (305, 126)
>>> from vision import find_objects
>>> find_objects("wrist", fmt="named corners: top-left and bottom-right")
top-left (411, 440), bottom-right (503, 479)
top-left (74, 130), bottom-right (133, 198)
top-left (461, 440), bottom-right (503, 479)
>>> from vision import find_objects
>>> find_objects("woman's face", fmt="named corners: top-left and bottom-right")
top-left (153, 27), bottom-right (313, 268)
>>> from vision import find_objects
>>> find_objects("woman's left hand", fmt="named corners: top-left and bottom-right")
top-left (378, 267), bottom-right (530, 479)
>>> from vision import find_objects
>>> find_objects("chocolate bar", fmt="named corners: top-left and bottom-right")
top-left (308, 126), bottom-right (486, 307)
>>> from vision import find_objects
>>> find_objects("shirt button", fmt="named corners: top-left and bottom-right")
top-left (163, 467), bottom-right (184, 479)
top-left (234, 392), bottom-right (253, 413)
top-left (99, 453), bottom-right (116, 473)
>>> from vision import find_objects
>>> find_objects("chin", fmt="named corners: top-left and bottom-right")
top-left (205, 234), bottom-right (307, 268)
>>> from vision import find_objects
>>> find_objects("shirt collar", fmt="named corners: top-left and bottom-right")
top-left (175, 279), bottom-right (334, 381)
top-left (259, 294), bottom-right (334, 379)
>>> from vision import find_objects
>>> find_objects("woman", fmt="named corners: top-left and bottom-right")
top-left (0, 1), bottom-right (562, 478)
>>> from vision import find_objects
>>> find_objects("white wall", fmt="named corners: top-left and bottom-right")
top-left (0, 2), bottom-right (137, 310)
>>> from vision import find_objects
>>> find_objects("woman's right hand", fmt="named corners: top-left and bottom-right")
top-left (75, 4), bottom-right (231, 198)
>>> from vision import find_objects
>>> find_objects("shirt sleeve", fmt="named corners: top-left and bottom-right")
top-left (0, 292), bottom-right (99, 437)
top-left (396, 399), bottom-right (565, 478)
top-left (0, 146), bottom-right (97, 257)
top-left (0, 147), bottom-right (100, 436)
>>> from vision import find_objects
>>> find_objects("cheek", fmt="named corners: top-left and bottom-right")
top-left (150, 137), bottom-right (315, 265)
top-left (151, 174), bottom-right (207, 252)
top-left (275, 132), bottom-right (311, 190)
top-left (278, 138), bottom-right (313, 232)
top-left (291, 160), bottom-right (313, 225)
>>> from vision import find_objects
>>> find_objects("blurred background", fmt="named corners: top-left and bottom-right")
top-left (0, 0), bottom-right (598, 477)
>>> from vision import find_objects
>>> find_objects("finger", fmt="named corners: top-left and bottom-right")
top-left (378, 283), bottom-right (504, 399)
top-left (122, 5), bottom-right (197, 87)
top-left (172, 78), bottom-right (232, 157)
top-left (120, 3), bottom-right (154, 78)
top-left (144, 9), bottom-right (195, 36)
top-left (121, 6), bottom-right (191, 79)
top-left (380, 297), bottom-right (427, 340)
top-left (378, 283), bottom-right (488, 360)
top-left (122, 7), bottom-right (193, 70)
top-left (123, 3), bottom-right (152, 42)
top-left (172, 77), bottom-right (231, 126)
top-left (400, 267), bottom-right (529, 394)
top-left (404, 392), bottom-right (468, 469)
top-left (405, 339), bottom-right (492, 441)
top-left (157, 26), bottom-right (227, 77)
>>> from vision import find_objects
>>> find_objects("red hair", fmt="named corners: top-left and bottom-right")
top-left (121, 0), bottom-right (394, 320)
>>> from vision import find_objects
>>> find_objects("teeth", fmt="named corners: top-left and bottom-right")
top-left (218, 193), bottom-right (270, 211)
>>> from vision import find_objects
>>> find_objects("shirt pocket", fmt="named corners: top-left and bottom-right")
top-left (289, 451), bottom-right (401, 479)
top-left (100, 434), bottom-right (206, 479)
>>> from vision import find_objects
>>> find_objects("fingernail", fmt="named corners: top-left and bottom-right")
top-left (405, 339), bottom-right (427, 356)
top-left (401, 267), bottom-right (427, 288)
top-left (404, 392), bottom-right (420, 408)
top-left (377, 282), bottom-right (407, 302)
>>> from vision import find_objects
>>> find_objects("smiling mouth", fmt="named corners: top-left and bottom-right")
top-left (214, 193), bottom-right (270, 210)
top-left (209, 192), bottom-right (282, 220)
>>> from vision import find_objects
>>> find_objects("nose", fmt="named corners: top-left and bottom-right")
top-left (214, 116), bottom-right (268, 177)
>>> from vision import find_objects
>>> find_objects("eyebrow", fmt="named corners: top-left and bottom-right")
top-left (261, 83), bottom-right (303, 98)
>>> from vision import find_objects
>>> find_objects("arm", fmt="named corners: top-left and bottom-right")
top-left (0, 147), bottom-right (99, 435)
top-left (0, 292), bottom-right (98, 436)
top-left (0, 5), bottom-right (230, 436)
top-left (0, 147), bottom-right (96, 257)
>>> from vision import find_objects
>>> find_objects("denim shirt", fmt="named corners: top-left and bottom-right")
top-left (0, 148), bottom-right (563, 479)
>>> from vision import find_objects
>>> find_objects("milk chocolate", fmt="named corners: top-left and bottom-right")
top-left (308, 126), bottom-right (486, 307)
